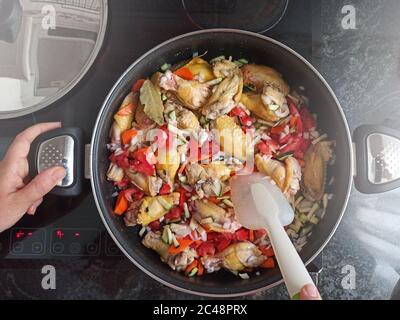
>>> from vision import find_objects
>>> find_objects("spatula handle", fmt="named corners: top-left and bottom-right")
top-left (267, 214), bottom-right (314, 299)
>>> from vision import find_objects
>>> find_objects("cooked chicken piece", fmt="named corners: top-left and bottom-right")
top-left (176, 106), bottom-right (200, 130)
top-left (125, 170), bottom-right (161, 196)
top-left (255, 154), bottom-right (286, 190)
top-left (255, 154), bottom-right (302, 199)
top-left (170, 248), bottom-right (198, 271)
top-left (261, 85), bottom-right (289, 118)
top-left (240, 93), bottom-right (280, 122)
top-left (284, 156), bottom-right (302, 199)
top-left (137, 193), bottom-right (180, 226)
top-left (110, 122), bottom-right (122, 143)
top-left (185, 163), bottom-right (208, 185)
top-left (185, 57), bottom-right (215, 82)
top-left (114, 92), bottom-right (136, 132)
top-left (220, 242), bottom-right (266, 272)
top-left (107, 163), bottom-right (124, 182)
top-left (200, 256), bottom-right (222, 273)
top-left (201, 242), bottom-right (265, 273)
top-left (202, 74), bottom-right (243, 119)
top-left (212, 59), bottom-right (239, 78)
top-left (142, 231), bottom-right (197, 271)
top-left (124, 201), bottom-right (142, 227)
top-left (159, 71), bottom-right (210, 110)
top-left (159, 70), bottom-right (178, 91)
top-left (203, 162), bottom-right (232, 181)
top-left (214, 115), bottom-right (248, 161)
top-left (164, 92), bottom-right (199, 129)
top-left (241, 64), bottom-right (290, 95)
top-left (157, 145), bottom-right (180, 184)
top-left (201, 178), bottom-right (224, 197)
top-left (195, 199), bottom-right (226, 221)
top-left (142, 231), bottom-right (170, 261)
top-left (302, 141), bottom-right (333, 201)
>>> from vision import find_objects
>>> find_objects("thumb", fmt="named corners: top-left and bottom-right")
top-left (13, 167), bottom-right (66, 212)
top-left (300, 284), bottom-right (322, 300)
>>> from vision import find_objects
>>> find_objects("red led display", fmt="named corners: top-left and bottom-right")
top-left (55, 229), bottom-right (64, 239)
top-left (16, 230), bottom-right (25, 239)
top-left (74, 232), bottom-right (80, 238)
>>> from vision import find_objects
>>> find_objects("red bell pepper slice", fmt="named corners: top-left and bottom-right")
top-left (279, 135), bottom-right (304, 154)
top-left (148, 220), bottom-right (161, 231)
top-left (300, 108), bottom-right (316, 131)
top-left (130, 147), bottom-right (155, 176)
top-left (165, 206), bottom-right (183, 221)
top-left (159, 183), bottom-right (171, 195)
top-left (235, 228), bottom-right (249, 241)
top-left (197, 241), bottom-right (216, 257)
top-left (132, 79), bottom-right (145, 93)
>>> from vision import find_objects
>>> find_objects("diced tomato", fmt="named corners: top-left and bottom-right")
top-left (260, 258), bottom-right (276, 269)
top-left (229, 107), bottom-right (254, 127)
top-left (279, 135), bottom-right (304, 154)
top-left (148, 220), bottom-right (161, 231)
top-left (289, 101), bottom-right (300, 117)
top-left (216, 238), bottom-right (231, 252)
top-left (122, 187), bottom-right (144, 202)
top-left (256, 141), bottom-right (271, 156)
top-left (114, 179), bottom-right (129, 188)
top-left (235, 228), bottom-right (249, 241)
top-left (109, 150), bottom-right (130, 169)
top-left (206, 232), bottom-right (220, 241)
top-left (178, 188), bottom-right (186, 209)
top-left (159, 183), bottom-right (171, 195)
top-left (132, 79), bottom-right (145, 93)
top-left (254, 229), bottom-right (267, 239)
top-left (240, 114), bottom-right (254, 127)
top-left (229, 106), bottom-right (247, 118)
top-left (260, 245), bottom-right (275, 257)
top-left (270, 123), bottom-right (286, 135)
top-left (294, 150), bottom-right (304, 159)
top-left (165, 206), bottom-right (183, 221)
top-left (130, 147), bottom-right (155, 176)
top-left (300, 108), bottom-right (316, 131)
top-left (279, 133), bottom-right (291, 145)
top-left (296, 117), bottom-right (303, 133)
top-left (197, 241), bottom-right (216, 257)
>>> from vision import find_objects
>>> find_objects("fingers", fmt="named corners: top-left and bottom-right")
top-left (4, 122), bottom-right (62, 162)
top-left (300, 284), bottom-right (322, 300)
top-left (12, 166), bottom-right (66, 213)
top-left (27, 198), bottom-right (43, 215)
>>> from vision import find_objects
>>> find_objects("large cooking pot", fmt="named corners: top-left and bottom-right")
top-left (30, 29), bottom-right (400, 297)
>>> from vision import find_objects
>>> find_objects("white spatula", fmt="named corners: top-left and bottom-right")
top-left (230, 172), bottom-right (314, 299)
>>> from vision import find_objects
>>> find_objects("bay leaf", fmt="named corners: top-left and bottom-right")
top-left (139, 79), bottom-right (165, 125)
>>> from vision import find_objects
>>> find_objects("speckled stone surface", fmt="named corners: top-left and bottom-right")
top-left (1, 0), bottom-right (400, 300)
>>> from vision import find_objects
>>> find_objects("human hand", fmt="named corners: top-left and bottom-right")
top-left (300, 283), bottom-right (322, 300)
top-left (0, 123), bottom-right (66, 232)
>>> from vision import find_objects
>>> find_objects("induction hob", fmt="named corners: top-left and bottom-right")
top-left (0, 0), bottom-right (323, 275)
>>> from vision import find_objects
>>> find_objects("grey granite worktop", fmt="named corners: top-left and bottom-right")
top-left (1, 0), bottom-right (400, 300)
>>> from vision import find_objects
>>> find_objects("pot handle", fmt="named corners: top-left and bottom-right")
top-left (28, 127), bottom-right (84, 197)
top-left (353, 124), bottom-right (400, 194)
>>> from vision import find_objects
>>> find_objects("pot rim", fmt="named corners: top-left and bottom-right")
top-left (90, 28), bottom-right (354, 297)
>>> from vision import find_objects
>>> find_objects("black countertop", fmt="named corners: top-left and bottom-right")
top-left (1, 0), bottom-right (400, 300)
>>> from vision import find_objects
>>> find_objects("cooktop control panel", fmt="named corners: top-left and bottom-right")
top-left (1, 227), bottom-right (123, 259)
